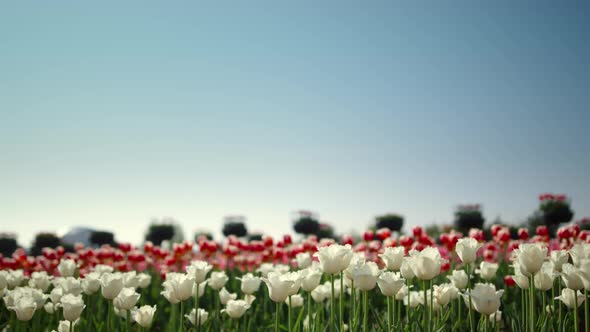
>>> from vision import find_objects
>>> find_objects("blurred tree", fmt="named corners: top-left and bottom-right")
top-left (194, 230), bottom-right (213, 242)
top-left (375, 214), bottom-right (404, 232)
top-left (90, 231), bottom-right (115, 246)
top-left (454, 204), bottom-right (485, 234)
top-left (293, 210), bottom-right (320, 236)
top-left (539, 194), bottom-right (574, 236)
top-left (247, 233), bottom-right (263, 241)
top-left (145, 224), bottom-right (175, 246)
top-left (0, 234), bottom-right (18, 257)
top-left (317, 223), bottom-right (336, 240)
top-left (30, 233), bottom-right (61, 256)
top-left (222, 215), bottom-right (248, 237)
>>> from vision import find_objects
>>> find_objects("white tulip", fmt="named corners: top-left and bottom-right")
top-left (131, 305), bottom-right (157, 328)
top-left (192, 281), bottom-right (208, 299)
top-left (221, 299), bottom-right (250, 319)
top-left (455, 238), bottom-right (483, 265)
top-left (186, 261), bottom-right (213, 284)
top-left (296, 252), bottom-right (312, 269)
top-left (58, 260), bottom-right (77, 278)
top-left (44, 302), bottom-right (56, 314)
top-left (555, 288), bottom-right (585, 309)
top-left (0, 271), bottom-right (7, 290)
top-left (219, 287), bottom-right (237, 305)
top-left (395, 284), bottom-right (409, 301)
top-left (208, 271), bottom-right (229, 290)
top-left (561, 263), bottom-right (585, 290)
top-left (60, 277), bottom-right (82, 296)
top-left (512, 262), bottom-right (529, 289)
top-left (114, 287), bottom-right (140, 311)
top-left (237, 273), bottom-right (262, 295)
top-left (314, 244), bottom-right (354, 275)
top-left (464, 283), bottom-right (503, 315)
top-left (262, 272), bottom-right (298, 303)
top-left (10, 295), bottom-right (36, 321)
top-left (570, 243), bottom-right (590, 267)
top-left (404, 291), bottom-right (422, 308)
top-left (137, 273), bottom-right (152, 289)
top-left (379, 246), bottom-right (405, 271)
top-left (550, 250), bottom-right (569, 272)
top-left (185, 308), bottom-right (208, 326)
top-left (299, 267), bottom-right (323, 292)
top-left (286, 294), bottom-right (304, 307)
top-left (514, 243), bottom-right (547, 276)
top-left (433, 283), bottom-right (459, 306)
top-left (256, 263), bottom-right (276, 278)
top-left (377, 271), bottom-right (405, 297)
top-left (55, 320), bottom-right (77, 332)
top-left (93, 265), bottom-right (114, 276)
top-left (6, 270), bottom-right (24, 289)
top-left (311, 284), bottom-right (330, 303)
top-left (410, 247), bottom-right (443, 281)
top-left (50, 287), bottom-right (64, 304)
top-left (28, 271), bottom-right (52, 292)
top-left (122, 271), bottom-right (140, 288)
top-left (100, 273), bottom-right (124, 300)
top-left (61, 294), bottom-right (85, 322)
top-left (82, 272), bottom-right (101, 295)
top-left (400, 257), bottom-right (415, 280)
top-left (475, 261), bottom-right (498, 281)
top-left (447, 270), bottom-right (469, 290)
top-left (534, 262), bottom-right (557, 291)
top-left (244, 294), bottom-right (256, 306)
top-left (161, 273), bottom-right (194, 303)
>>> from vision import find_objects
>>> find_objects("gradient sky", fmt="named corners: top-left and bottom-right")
top-left (1, 1), bottom-right (589, 247)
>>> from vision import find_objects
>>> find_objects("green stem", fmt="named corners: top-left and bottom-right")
top-left (530, 274), bottom-right (535, 332)
top-left (406, 279), bottom-right (411, 327)
top-left (180, 302), bottom-right (184, 332)
top-left (429, 280), bottom-right (433, 332)
top-left (195, 282), bottom-right (200, 332)
top-left (585, 289), bottom-right (589, 332)
top-left (363, 291), bottom-right (368, 332)
top-left (126, 309), bottom-right (130, 332)
top-left (423, 280), bottom-right (428, 331)
top-left (107, 301), bottom-right (111, 332)
top-left (387, 296), bottom-right (392, 332)
top-left (351, 280), bottom-right (355, 331)
top-left (288, 296), bottom-right (292, 332)
top-left (330, 274), bottom-right (335, 332)
top-left (275, 302), bottom-right (280, 332)
top-left (307, 292), bottom-right (312, 332)
top-left (466, 265), bottom-right (474, 332)
top-left (575, 293), bottom-right (579, 332)
top-left (340, 272), bottom-right (344, 332)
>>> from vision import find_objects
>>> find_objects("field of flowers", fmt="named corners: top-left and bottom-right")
top-left (2, 214), bottom-right (590, 331)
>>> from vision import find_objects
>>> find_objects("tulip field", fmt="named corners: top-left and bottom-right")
top-left (1, 222), bottom-right (590, 332)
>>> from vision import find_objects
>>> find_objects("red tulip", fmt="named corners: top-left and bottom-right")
top-left (412, 226), bottom-right (423, 238)
top-left (504, 275), bottom-right (516, 287)
top-left (517, 228), bottom-right (529, 240)
top-left (363, 231), bottom-right (374, 242)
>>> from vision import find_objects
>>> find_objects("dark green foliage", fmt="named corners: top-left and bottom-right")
top-left (247, 233), bottom-right (263, 241)
top-left (90, 231), bottom-right (115, 246)
top-left (30, 233), bottom-right (61, 256)
top-left (293, 217), bottom-right (320, 235)
top-left (317, 223), bottom-right (336, 240)
top-left (222, 221), bottom-right (248, 237)
top-left (375, 214), bottom-right (404, 232)
top-left (194, 231), bottom-right (213, 241)
top-left (0, 236), bottom-right (18, 256)
top-left (145, 224), bottom-right (175, 245)
top-left (454, 207), bottom-right (485, 234)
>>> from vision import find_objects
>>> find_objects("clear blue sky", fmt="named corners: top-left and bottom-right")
top-left (1, 1), bottom-right (589, 246)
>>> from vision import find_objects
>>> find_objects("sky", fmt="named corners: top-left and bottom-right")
top-left (1, 1), bottom-right (589, 247)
